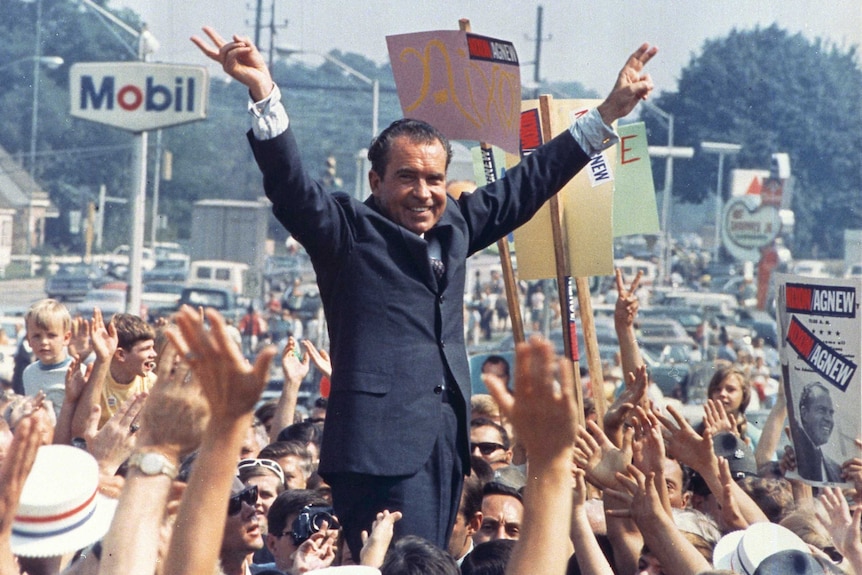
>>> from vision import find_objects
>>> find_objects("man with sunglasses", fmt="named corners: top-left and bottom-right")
top-left (220, 478), bottom-right (265, 575)
top-left (470, 418), bottom-right (513, 470)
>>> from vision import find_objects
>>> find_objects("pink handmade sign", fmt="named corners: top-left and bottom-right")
top-left (386, 30), bottom-right (521, 154)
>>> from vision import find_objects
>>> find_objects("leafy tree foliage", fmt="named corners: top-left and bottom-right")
top-left (646, 25), bottom-right (861, 258)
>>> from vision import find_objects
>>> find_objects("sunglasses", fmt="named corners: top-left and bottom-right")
top-left (228, 485), bottom-right (258, 516)
top-left (471, 442), bottom-right (506, 456)
top-left (238, 458), bottom-right (286, 485)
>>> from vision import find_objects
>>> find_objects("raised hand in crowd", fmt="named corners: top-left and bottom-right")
top-left (269, 336), bottom-right (310, 442)
top-left (570, 468), bottom-right (614, 575)
top-left (841, 438), bottom-right (862, 502)
top-left (360, 510), bottom-right (403, 568)
top-left (98, 340), bottom-right (201, 575)
top-left (603, 362), bottom-right (648, 449)
top-left (292, 519), bottom-right (339, 573)
top-left (607, 464), bottom-right (710, 575)
top-left (484, 335), bottom-right (578, 575)
top-left (703, 398), bottom-right (738, 436)
top-left (67, 316), bottom-right (92, 362)
top-left (302, 339), bottom-right (332, 379)
top-left (72, 308), bottom-right (118, 435)
top-left (52, 354), bottom-right (89, 445)
top-left (83, 391), bottom-right (147, 476)
top-left (574, 419), bottom-right (634, 491)
top-left (629, 405), bottom-right (671, 517)
top-left (817, 486), bottom-right (862, 574)
top-left (614, 268), bottom-right (644, 382)
top-left (161, 306), bottom-right (275, 575)
top-left (0, 416), bottom-right (42, 575)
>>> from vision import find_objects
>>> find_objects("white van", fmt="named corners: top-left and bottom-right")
top-left (188, 260), bottom-right (249, 294)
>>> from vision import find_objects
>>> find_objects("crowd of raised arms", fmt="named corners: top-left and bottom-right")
top-left (1, 25), bottom-right (860, 575)
top-left (0, 266), bottom-right (859, 575)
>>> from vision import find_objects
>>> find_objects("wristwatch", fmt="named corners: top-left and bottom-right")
top-left (127, 450), bottom-right (179, 479)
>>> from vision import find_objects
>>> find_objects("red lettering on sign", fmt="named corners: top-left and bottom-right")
top-left (786, 285), bottom-right (812, 311)
top-left (520, 110), bottom-right (541, 151)
top-left (117, 85), bottom-right (142, 111)
top-left (787, 318), bottom-right (814, 356)
top-left (467, 37), bottom-right (492, 59)
top-left (620, 134), bottom-right (640, 165)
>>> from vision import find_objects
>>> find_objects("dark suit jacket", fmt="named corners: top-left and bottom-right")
top-left (791, 424), bottom-right (843, 483)
top-left (249, 128), bottom-right (590, 477)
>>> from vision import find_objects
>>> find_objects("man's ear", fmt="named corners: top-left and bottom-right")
top-left (114, 347), bottom-right (126, 362)
top-left (265, 533), bottom-right (278, 554)
top-left (467, 511), bottom-right (483, 536)
top-left (368, 169), bottom-right (381, 197)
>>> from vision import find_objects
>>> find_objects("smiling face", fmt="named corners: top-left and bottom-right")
top-left (369, 135), bottom-right (448, 235)
top-left (709, 372), bottom-right (746, 414)
top-left (801, 387), bottom-right (834, 446)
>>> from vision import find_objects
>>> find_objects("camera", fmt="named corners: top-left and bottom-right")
top-left (291, 505), bottom-right (339, 545)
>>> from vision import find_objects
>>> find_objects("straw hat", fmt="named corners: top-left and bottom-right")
top-left (713, 522), bottom-right (810, 574)
top-left (11, 445), bottom-right (118, 558)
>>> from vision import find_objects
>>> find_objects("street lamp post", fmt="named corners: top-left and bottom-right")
top-left (641, 101), bottom-right (694, 285)
top-left (701, 141), bottom-right (742, 263)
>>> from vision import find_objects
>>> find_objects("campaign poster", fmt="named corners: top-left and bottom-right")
top-left (386, 30), bottom-right (521, 154)
top-left (776, 273), bottom-right (861, 486)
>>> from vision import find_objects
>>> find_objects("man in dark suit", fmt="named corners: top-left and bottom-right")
top-left (193, 27), bottom-right (657, 557)
top-left (792, 381), bottom-right (842, 483)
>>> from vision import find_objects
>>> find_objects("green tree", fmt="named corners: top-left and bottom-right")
top-left (647, 24), bottom-right (861, 258)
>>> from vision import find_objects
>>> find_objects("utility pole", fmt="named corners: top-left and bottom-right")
top-left (254, 0), bottom-right (263, 47)
top-left (525, 5), bottom-right (552, 98)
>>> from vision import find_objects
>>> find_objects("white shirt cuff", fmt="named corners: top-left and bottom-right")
top-left (248, 84), bottom-right (290, 140)
top-left (569, 107), bottom-right (618, 156)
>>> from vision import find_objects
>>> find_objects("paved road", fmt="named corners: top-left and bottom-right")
top-left (0, 278), bottom-right (46, 314)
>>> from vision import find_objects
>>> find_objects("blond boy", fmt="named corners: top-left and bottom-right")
top-left (23, 299), bottom-right (73, 414)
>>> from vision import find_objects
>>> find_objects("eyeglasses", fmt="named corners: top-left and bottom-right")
top-left (228, 485), bottom-right (258, 516)
top-left (471, 442), bottom-right (506, 456)
top-left (238, 458), bottom-right (286, 486)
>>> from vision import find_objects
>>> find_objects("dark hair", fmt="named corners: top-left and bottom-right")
top-left (461, 471), bottom-right (485, 523)
top-left (277, 420), bottom-right (324, 448)
top-left (481, 355), bottom-right (510, 379)
top-left (460, 539), bottom-right (516, 575)
top-left (367, 119), bottom-right (453, 177)
top-left (738, 476), bottom-right (794, 524)
top-left (470, 417), bottom-right (510, 450)
top-left (267, 489), bottom-right (329, 538)
top-left (112, 313), bottom-right (155, 351)
top-left (254, 400), bottom-right (278, 428)
top-left (380, 535), bottom-right (460, 575)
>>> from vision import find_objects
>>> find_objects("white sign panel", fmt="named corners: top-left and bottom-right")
top-left (70, 62), bottom-right (208, 132)
top-left (721, 195), bottom-right (781, 262)
top-left (776, 274), bottom-right (861, 487)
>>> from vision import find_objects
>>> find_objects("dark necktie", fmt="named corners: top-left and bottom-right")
top-left (430, 257), bottom-right (445, 280)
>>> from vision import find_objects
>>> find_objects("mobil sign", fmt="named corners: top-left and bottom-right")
top-left (70, 62), bottom-right (208, 132)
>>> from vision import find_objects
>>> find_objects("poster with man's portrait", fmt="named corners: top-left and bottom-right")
top-left (776, 273), bottom-right (861, 487)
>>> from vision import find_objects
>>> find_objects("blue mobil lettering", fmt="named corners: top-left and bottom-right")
top-left (79, 76), bottom-right (196, 112)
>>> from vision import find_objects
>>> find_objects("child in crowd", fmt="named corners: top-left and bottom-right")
top-left (22, 299), bottom-right (73, 415)
top-left (99, 313), bottom-right (158, 425)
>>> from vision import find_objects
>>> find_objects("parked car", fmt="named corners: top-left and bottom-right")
top-left (177, 284), bottom-right (250, 322)
top-left (143, 254), bottom-right (190, 283)
top-left (141, 282), bottom-right (185, 319)
top-left (634, 317), bottom-right (698, 357)
top-left (45, 263), bottom-right (109, 302)
top-left (76, 288), bottom-right (127, 318)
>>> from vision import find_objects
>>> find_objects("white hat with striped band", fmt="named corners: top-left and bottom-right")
top-left (11, 444), bottom-right (118, 558)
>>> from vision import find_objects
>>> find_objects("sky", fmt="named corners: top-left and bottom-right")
top-left (112, 0), bottom-right (861, 97)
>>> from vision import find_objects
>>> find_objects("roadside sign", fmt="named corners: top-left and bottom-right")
top-left (70, 62), bottom-right (208, 132)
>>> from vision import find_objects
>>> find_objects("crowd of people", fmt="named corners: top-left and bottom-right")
top-left (1, 266), bottom-right (860, 574)
top-left (1, 24), bottom-right (860, 575)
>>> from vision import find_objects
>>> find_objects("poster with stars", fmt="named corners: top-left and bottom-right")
top-left (776, 273), bottom-right (861, 486)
